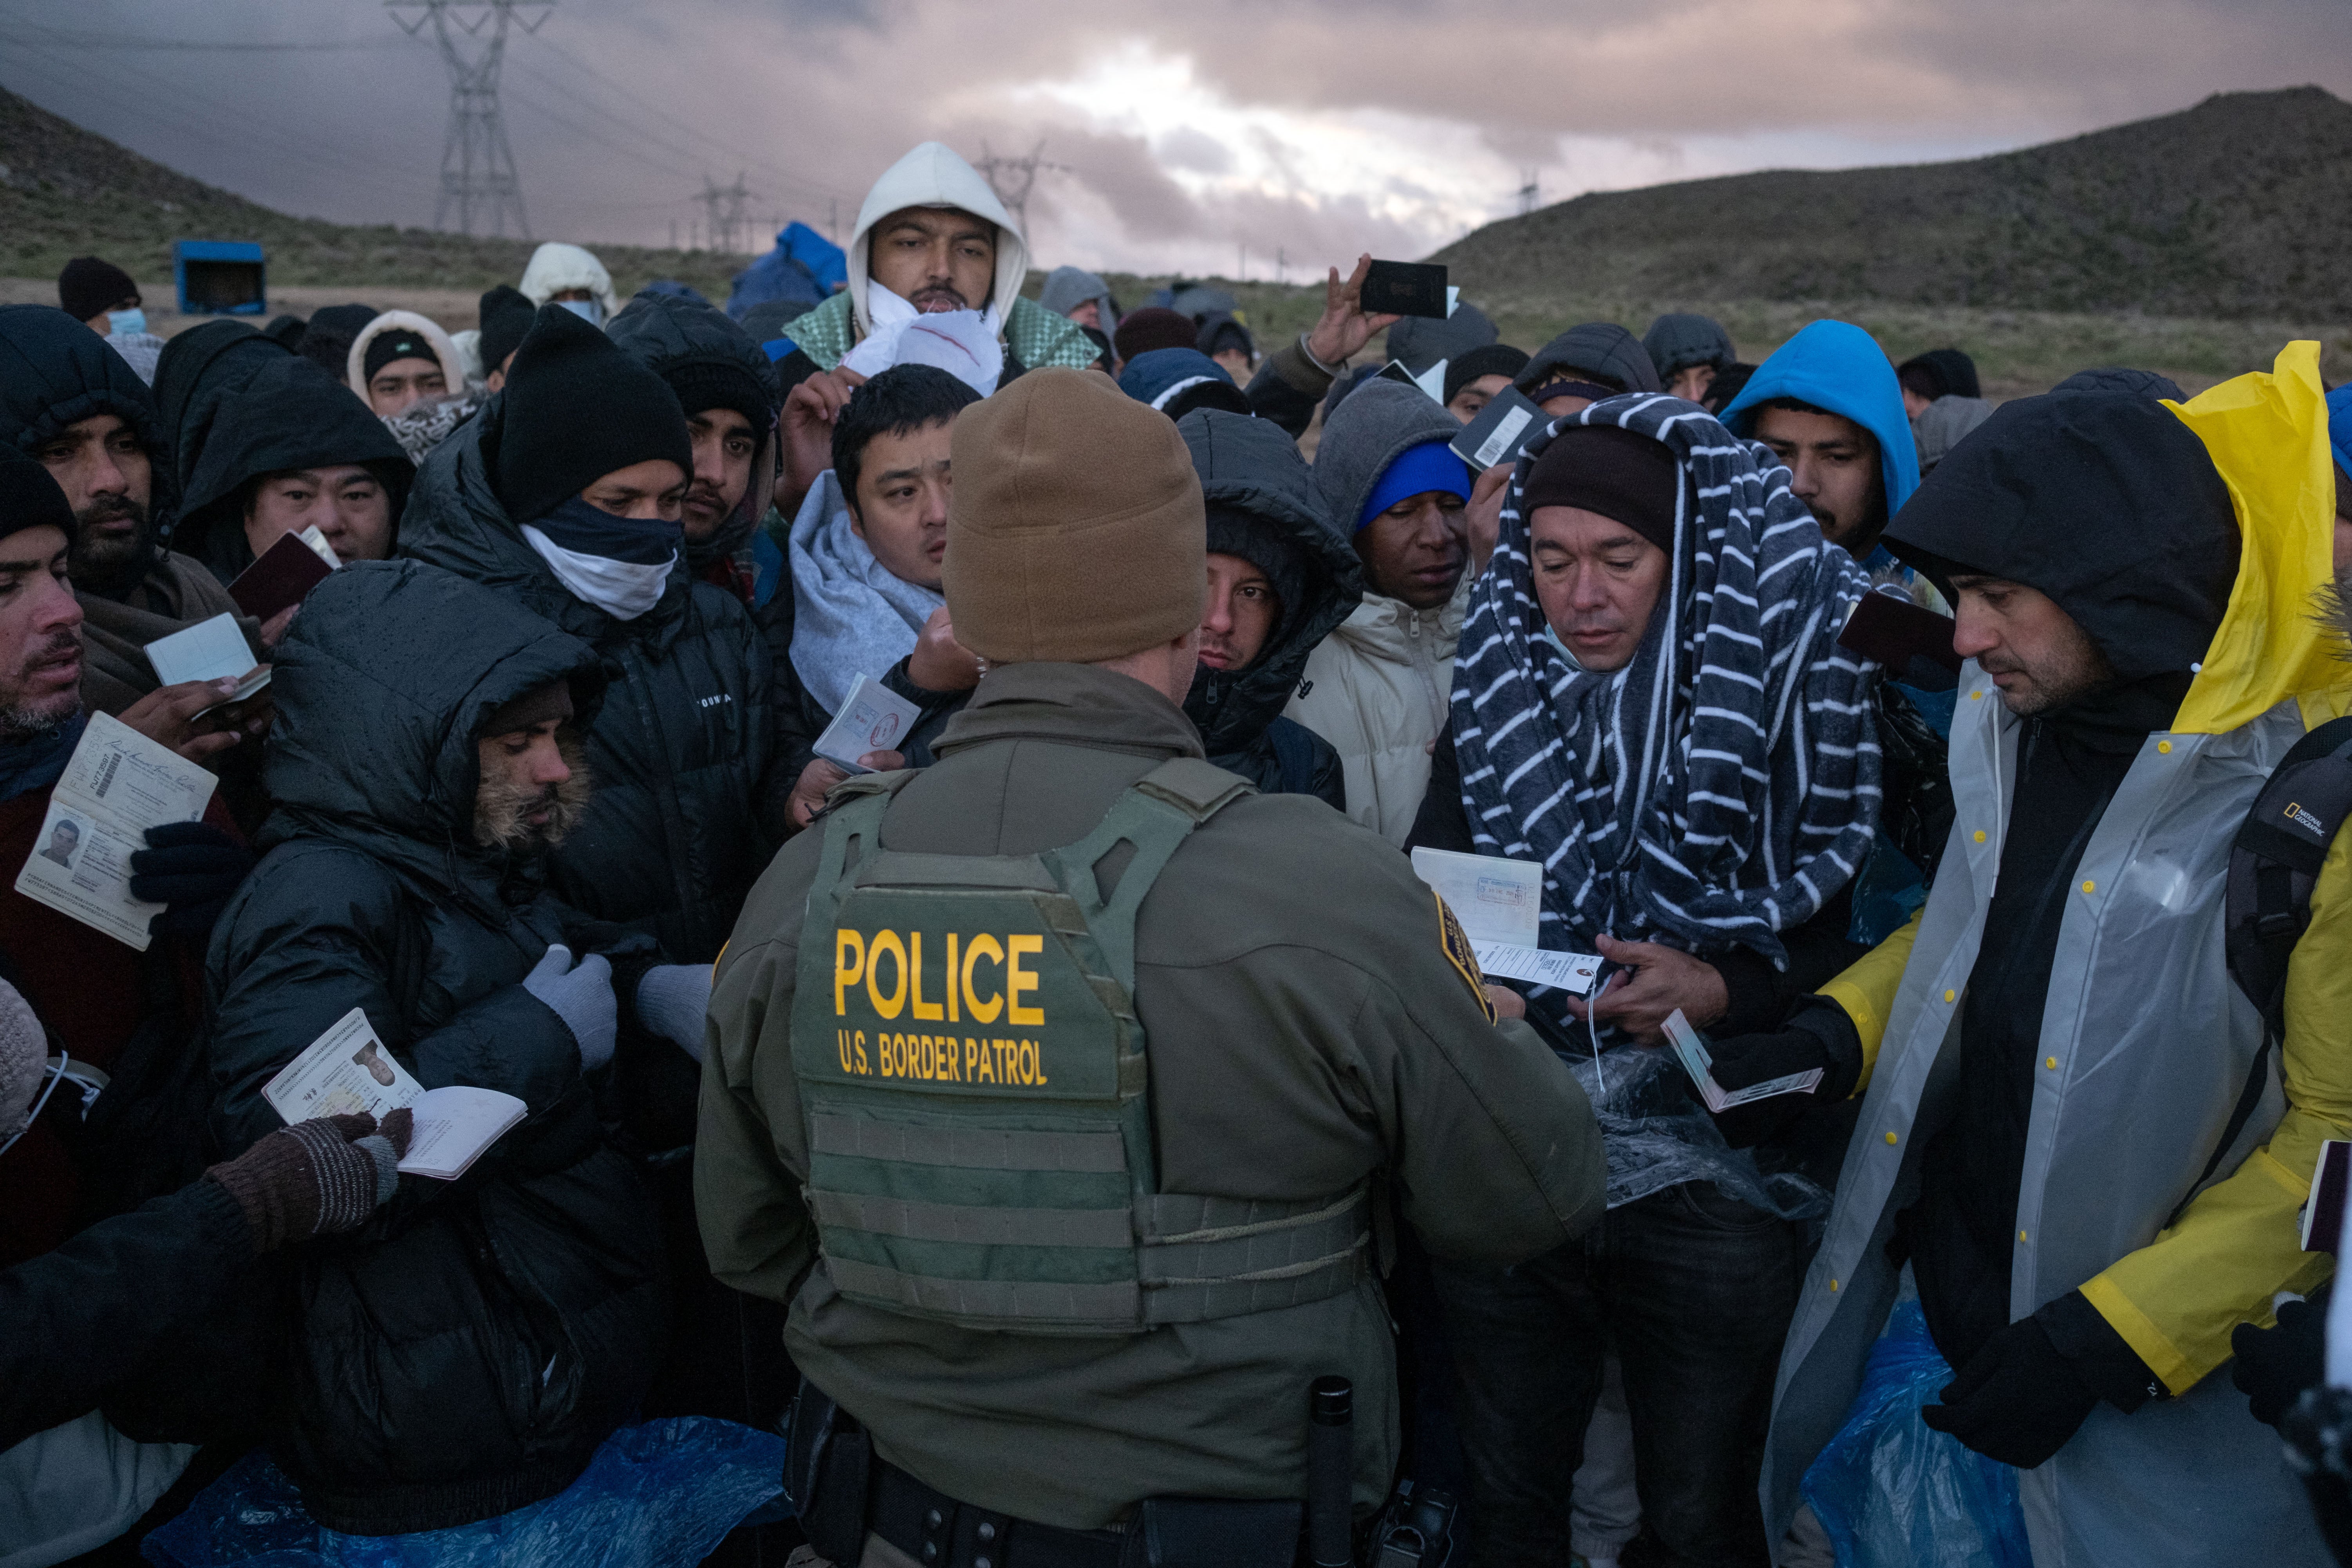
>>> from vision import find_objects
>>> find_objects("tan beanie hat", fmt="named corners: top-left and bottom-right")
top-left (945, 368), bottom-right (1206, 664)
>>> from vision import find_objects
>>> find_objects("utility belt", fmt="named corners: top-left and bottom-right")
top-left (785, 1384), bottom-right (1318, 1568)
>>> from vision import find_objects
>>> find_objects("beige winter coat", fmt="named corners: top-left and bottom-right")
top-left (1284, 574), bottom-right (1468, 846)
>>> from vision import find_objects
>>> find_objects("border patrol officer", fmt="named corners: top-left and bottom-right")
top-left (697, 367), bottom-right (1605, 1568)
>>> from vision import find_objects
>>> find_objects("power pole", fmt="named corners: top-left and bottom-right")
top-left (1276, 247), bottom-right (1286, 287)
top-left (698, 171), bottom-right (756, 254)
top-left (1516, 168), bottom-right (1541, 218)
top-left (388, 1), bottom-right (549, 239)
top-left (972, 139), bottom-right (1066, 238)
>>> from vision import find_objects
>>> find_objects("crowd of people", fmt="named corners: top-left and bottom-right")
top-left (5, 133), bottom-right (2352, 1568)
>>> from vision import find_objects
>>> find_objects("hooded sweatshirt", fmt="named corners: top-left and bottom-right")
top-left (153, 320), bottom-right (291, 500)
top-left (1178, 409), bottom-right (1362, 806)
top-left (518, 242), bottom-right (621, 324)
top-left (777, 143), bottom-right (1096, 378)
top-left (1038, 266), bottom-right (1117, 331)
top-left (1718, 319), bottom-right (1921, 560)
top-left (1881, 391), bottom-right (2240, 1371)
top-left (176, 356), bottom-right (415, 583)
top-left (1287, 379), bottom-right (1472, 844)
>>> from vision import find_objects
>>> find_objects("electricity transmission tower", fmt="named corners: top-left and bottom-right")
top-left (388, 1), bottom-right (550, 238)
top-left (1516, 168), bottom-right (1542, 218)
top-left (697, 172), bottom-right (756, 254)
top-left (973, 140), bottom-right (1066, 237)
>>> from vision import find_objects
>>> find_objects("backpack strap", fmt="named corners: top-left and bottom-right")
top-left (2181, 715), bottom-right (2352, 1216)
top-left (1044, 759), bottom-right (1255, 990)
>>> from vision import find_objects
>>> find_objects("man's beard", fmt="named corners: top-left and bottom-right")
top-left (0, 631), bottom-right (83, 741)
top-left (472, 731), bottom-right (592, 854)
top-left (1984, 636), bottom-right (2118, 717)
top-left (68, 495), bottom-right (152, 594)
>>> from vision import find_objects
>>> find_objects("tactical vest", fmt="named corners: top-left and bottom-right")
top-left (791, 757), bottom-right (1375, 1336)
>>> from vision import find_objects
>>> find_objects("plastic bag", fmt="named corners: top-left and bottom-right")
top-left (141, 1416), bottom-right (788, 1568)
top-left (1801, 1300), bottom-right (2031, 1568)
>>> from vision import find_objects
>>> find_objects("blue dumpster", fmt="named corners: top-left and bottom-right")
top-left (173, 240), bottom-right (266, 316)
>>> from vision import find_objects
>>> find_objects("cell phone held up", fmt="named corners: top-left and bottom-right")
top-left (1360, 260), bottom-right (1449, 320)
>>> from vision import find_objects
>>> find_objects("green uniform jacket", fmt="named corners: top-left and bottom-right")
top-left (698, 662), bottom-right (1606, 1529)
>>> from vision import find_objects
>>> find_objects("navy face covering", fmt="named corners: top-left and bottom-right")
top-left (530, 495), bottom-right (683, 565)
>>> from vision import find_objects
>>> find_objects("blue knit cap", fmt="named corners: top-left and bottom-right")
top-left (1359, 439), bottom-right (1471, 531)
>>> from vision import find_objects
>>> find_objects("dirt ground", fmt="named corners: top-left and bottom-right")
top-left (0, 277), bottom-right (480, 337)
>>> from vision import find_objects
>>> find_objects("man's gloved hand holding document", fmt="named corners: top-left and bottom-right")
top-left (262, 1006), bottom-right (525, 1181)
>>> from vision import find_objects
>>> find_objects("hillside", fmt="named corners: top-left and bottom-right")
top-left (1436, 87), bottom-right (2352, 321)
top-left (0, 86), bottom-right (744, 297)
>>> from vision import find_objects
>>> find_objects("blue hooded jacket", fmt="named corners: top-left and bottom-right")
top-left (1117, 348), bottom-right (1248, 415)
top-left (1719, 320), bottom-right (1920, 531)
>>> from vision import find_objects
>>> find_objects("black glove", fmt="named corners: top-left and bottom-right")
top-left (130, 821), bottom-right (254, 938)
top-left (2283, 1384), bottom-right (2352, 1562)
top-left (1702, 997), bottom-right (1864, 1147)
top-left (1922, 1311), bottom-right (2101, 1468)
top-left (2235, 1284), bottom-right (2333, 1429)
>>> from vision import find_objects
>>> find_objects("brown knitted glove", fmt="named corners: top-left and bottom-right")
top-left (206, 1108), bottom-right (414, 1254)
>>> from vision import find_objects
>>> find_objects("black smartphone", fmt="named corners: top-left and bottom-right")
top-left (1360, 260), bottom-right (1449, 320)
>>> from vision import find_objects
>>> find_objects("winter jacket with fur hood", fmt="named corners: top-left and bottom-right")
top-left (344, 310), bottom-right (467, 405)
top-left (518, 242), bottom-right (621, 323)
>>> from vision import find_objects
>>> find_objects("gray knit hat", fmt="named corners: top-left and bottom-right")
top-left (1311, 378), bottom-right (1465, 535)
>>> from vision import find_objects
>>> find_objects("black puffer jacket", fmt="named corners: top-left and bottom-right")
top-left (400, 405), bottom-right (790, 962)
top-left (204, 560), bottom-right (667, 1534)
top-left (176, 354), bottom-right (414, 582)
top-left (1175, 409), bottom-right (1359, 806)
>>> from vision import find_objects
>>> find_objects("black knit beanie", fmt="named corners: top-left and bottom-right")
top-left (478, 285), bottom-right (536, 374)
top-left (59, 257), bottom-right (139, 323)
top-left (363, 327), bottom-right (440, 383)
top-left (0, 457), bottom-right (76, 547)
top-left (494, 304), bottom-right (694, 526)
top-left (661, 359), bottom-right (774, 437)
top-left (1521, 425), bottom-right (1683, 556)
top-left (1445, 343), bottom-right (1531, 406)
top-left (1205, 504), bottom-right (1304, 645)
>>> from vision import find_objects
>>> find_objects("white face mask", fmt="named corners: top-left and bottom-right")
top-left (555, 298), bottom-right (604, 329)
top-left (520, 525), bottom-right (675, 620)
top-left (106, 308), bottom-right (147, 337)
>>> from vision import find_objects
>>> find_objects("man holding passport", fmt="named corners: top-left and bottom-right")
top-left (698, 367), bottom-right (1604, 1567)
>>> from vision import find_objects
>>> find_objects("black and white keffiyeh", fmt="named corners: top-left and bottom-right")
top-left (1452, 394), bottom-right (1881, 967)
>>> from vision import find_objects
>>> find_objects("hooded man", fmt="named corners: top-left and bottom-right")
top-left (1753, 351), bottom-right (2350, 1568)
top-left (1420, 395), bottom-right (1881, 1567)
top-left (696, 367), bottom-right (1603, 1561)
top-left (0, 304), bottom-right (270, 718)
top-left (175, 356), bottom-right (415, 583)
top-left (153, 320), bottom-right (293, 505)
top-left (293, 302), bottom-right (378, 382)
top-left (1644, 313), bottom-right (1736, 405)
top-left (400, 303), bottom-right (789, 966)
top-left (1118, 347), bottom-right (1253, 421)
top-left (1196, 310), bottom-right (1257, 384)
top-left (607, 287), bottom-right (784, 607)
top-left (1389, 299), bottom-right (1501, 376)
top-left (59, 255), bottom-right (167, 385)
top-left (776, 365), bottom-right (985, 826)
top-left (477, 283), bottom-right (537, 392)
top-left (1039, 265), bottom-right (1118, 335)
top-left (347, 309), bottom-right (480, 465)
top-left (518, 240), bottom-right (622, 326)
top-left (773, 142), bottom-right (1097, 392)
top-left (1896, 346), bottom-right (1982, 417)
top-left (1286, 378), bottom-right (1474, 845)
top-left (1178, 408), bottom-right (1360, 806)
top-left (1445, 343), bottom-right (1532, 423)
top-left (1719, 320), bottom-right (1920, 565)
top-left (1515, 323), bottom-right (1664, 419)
top-left (201, 559), bottom-right (694, 1534)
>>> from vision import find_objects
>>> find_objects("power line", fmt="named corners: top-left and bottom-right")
top-left (972, 140), bottom-right (1067, 238)
top-left (0, 21), bottom-right (398, 52)
top-left (389, 2), bottom-right (546, 239)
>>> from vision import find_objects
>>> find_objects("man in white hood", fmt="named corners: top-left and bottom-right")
top-left (518, 242), bottom-right (621, 328)
top-left (774, 143), bottom-right (1096, 406)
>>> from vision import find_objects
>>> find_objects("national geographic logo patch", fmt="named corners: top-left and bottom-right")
top-left (1434, 891), bottom-right (1495, 1022)
top-left (2285, 800), bottom-right (2329, 838)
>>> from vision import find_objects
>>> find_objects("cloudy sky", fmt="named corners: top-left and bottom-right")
top-left (5, 0), bottom-right (2348, 277)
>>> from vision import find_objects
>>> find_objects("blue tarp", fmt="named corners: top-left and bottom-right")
top-left (142, 1417), bottom-right (789, 1568)
top-left (728, 222), bottom-right (844, 322)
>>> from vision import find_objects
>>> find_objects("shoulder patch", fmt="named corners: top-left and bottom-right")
top-left (1433, 891), bottom-right (1495, 1022)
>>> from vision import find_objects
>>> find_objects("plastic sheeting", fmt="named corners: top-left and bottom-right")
top-left (728, 223), bottom-right (845, 323)
top-left (142, 1417), bottom-right (788, 1568)
top-left (1560, 1044), bottom-right (1831, 1226)
top-left (1801, 1300), bottom-right (2031, 1568)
